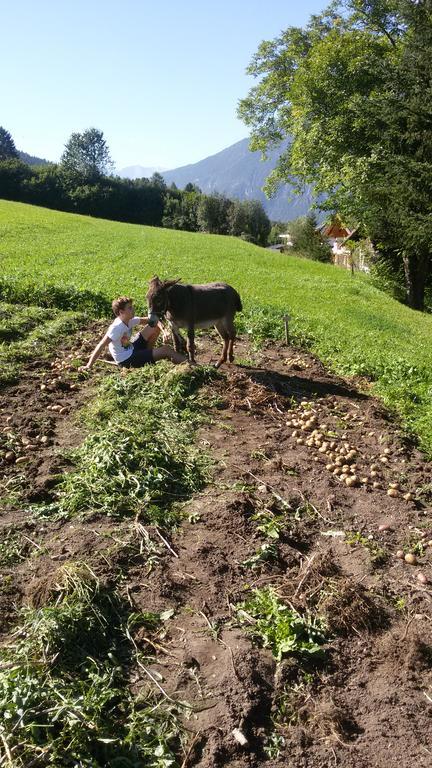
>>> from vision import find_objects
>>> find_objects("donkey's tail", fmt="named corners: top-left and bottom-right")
top-left (234, 289), bottom-right (243, 313)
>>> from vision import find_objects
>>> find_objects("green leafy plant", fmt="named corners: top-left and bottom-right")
top-left (236, 587), bottom-right (327, 661)
top-left (241, 542), bottom-right (278, 570)
top-left (346, 531), bottom-right (389, 567)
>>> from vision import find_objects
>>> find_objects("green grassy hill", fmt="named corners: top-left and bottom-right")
top-left (1, 199), bottom-right (432, 456)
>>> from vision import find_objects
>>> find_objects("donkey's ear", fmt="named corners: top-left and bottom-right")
top-left (149, 275), bottom-right (162, 287)
top-left (163, 278), bottom-right (182, 289)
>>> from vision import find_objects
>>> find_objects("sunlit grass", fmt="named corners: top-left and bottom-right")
top-left (1, 200), bottom-right (432, 454)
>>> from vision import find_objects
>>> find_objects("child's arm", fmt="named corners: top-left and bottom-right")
top-left (81, 333), bottom-right (110, 370)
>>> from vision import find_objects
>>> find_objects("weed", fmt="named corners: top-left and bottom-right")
top-left (0, 529), bottom-right (28, 566)
top-left (252, 507), bottom-right (285, 540)
top-left (250, 449), bottom-right (272, 461)
top-left (241, 542), bottom-right (278, 570)
top-left (263, 729), bottom-right (286, 759)
top-left (402, 531), bottom-right (427, 558)
top-left (394, 596), bottom-right (407, 613)
top-left (0, 474), bottom-right (26, 511)
top-left (236, 587), bottom-right (327, 661)
top-left (346, 530), bottom-right (389, 567)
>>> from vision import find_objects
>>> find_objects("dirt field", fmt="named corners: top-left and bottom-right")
top-left (1, 331), bottom-right (431, 767)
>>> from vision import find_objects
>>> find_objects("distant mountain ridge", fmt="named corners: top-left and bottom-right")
top-left (162, 138), bottom-right (317, 222)
top-left (117, 165), bottom-right (166, 180)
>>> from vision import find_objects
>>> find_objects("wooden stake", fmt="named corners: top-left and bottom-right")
top-left (284, 313), bottom-right (290, 344)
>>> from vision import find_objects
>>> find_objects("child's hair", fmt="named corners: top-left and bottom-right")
top-left (112, 296), bottom-right (133, 316)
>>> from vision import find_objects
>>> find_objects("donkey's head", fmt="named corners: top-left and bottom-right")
top-left (146, 276), bottom-right (181, 325)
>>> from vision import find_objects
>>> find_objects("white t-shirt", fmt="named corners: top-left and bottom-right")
top-left (107, 316), bottom-right (141, 364)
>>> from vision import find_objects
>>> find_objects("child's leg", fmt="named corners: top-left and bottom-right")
top-left (140, 326), bottom-right (160, 348)
top-left (152, 345), bottom-right (187, 364)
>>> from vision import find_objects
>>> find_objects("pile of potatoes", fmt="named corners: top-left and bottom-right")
top-left (0, 426), bottom-right (51, 467)
top-left (286, 400), bottom-right (415, 501)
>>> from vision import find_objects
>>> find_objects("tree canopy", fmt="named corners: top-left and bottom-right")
top-left (0, 127), bottom-right (19, 161)
top-left (60, 128), bottom-right (113, 182)
top-left (238, 0), bottom-right (432, 309)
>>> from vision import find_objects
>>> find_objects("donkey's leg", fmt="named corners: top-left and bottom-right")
top-left (224, 315), bottom-right (236, 363)
top-left (187, 326), bottom-right (196, 364)
top-left (170, 322), bottom-right (187, 354)
top-left (214, 321), bottom-right (229, 368)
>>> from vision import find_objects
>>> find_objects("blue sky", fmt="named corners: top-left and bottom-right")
top-left (2, 0), bottom-right (325, 170)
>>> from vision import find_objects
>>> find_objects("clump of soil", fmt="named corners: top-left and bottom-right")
top-left (319, 579), bottom-right (388, 636)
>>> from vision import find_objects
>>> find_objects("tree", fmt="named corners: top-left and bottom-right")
top-left (197, 193), bottom-right (232, 234)
top-left (238, 0), bottom-right (432, 309)
top-left (0, 159), bottom-right (32, 199)
top-left (229, 199), bottom-right (271, 246)
top-left (288, 213), bottom-right (331, 262)
top-left (0, 127), bottom-right (19, 160)
top-left (268, 221), bottom-right (288, 245)
top-left (61, 128), bottom-right (113, 182)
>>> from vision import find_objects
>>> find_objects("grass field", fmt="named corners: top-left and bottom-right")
top-left (1, 199), bottom-right (432, 454)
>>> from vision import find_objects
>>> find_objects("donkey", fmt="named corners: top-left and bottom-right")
top-left (146, 277), bottom-right (243, 367)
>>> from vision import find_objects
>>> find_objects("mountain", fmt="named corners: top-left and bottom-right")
top-left (117, 165), bottom-right (166, 180)
top-left (18, 151), bottom-right (50, 166)
top-left (162, 138), bottom-right (317, 222)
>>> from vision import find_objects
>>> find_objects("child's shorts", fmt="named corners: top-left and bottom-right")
top-left (119, 333), bottom-right (154, 368)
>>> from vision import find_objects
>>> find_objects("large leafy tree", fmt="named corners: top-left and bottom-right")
top-left (238, 0), bottom-right (432, 310)
top-left (197, 193), bottom-right (232, 234)
top-left (0, 127), bottom-right (19, 160)
top-left (61, 128), bottom-right (113, 182)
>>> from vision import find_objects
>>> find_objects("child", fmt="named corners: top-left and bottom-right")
top-left (81, 296), bottom-right (186, 370)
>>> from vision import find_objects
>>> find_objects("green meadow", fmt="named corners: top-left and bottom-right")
top-left (1, 199), bottom-right (432, 455)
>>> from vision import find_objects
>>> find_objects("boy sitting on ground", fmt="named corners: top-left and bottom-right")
top-left (81, 296), bottom-right (186, 370)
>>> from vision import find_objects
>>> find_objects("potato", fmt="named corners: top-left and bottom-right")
top-left (345, 475), bottom-right (359, 487)
top-left (403, 492), bottom-right (415, 501)
top-left (404, 553), bottom-right (417, 565)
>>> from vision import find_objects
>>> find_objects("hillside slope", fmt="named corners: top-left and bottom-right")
top-left (1, 199), bottom-right (432, 454)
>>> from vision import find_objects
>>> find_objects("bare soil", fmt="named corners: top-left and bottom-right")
top-left (1, 332), bottom-right (432, 767)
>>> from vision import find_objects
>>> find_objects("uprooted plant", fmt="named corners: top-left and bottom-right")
top-left (0, 562), bottom-right (186, 767)
top-left (30, 363), bottom-right (218, 522)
